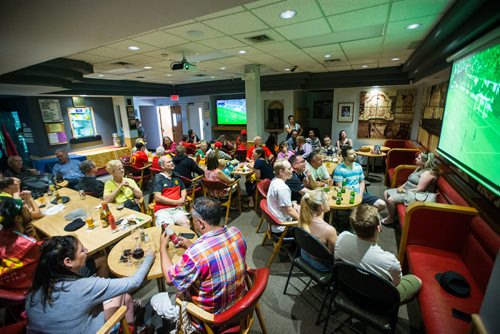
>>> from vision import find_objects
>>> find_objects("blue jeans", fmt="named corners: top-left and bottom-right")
top-left (300, 249), bottom-right (331, 272)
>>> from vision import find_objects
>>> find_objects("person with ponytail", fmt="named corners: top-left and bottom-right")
top-left (382, 151), bottom-right (440, 225)
top-left (26, 236), bottom-right (154, 334)
top-left (298, 189), bottom-right (337, 272)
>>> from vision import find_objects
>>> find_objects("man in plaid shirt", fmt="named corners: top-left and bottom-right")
top-left (156, 196), bottom-right (247, 317)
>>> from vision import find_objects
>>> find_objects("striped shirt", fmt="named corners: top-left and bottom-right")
top-left (167, 226), bottom-right (247, 314)
top-left (333, 162), bottom-right (364, 193)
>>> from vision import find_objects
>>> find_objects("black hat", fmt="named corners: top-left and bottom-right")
top-left (435, 271), bottom-right (471, 298)
top-left (64, 218), bottom-right (85, 232)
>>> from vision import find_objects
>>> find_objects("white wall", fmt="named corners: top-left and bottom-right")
top-left (261, 90), bottom-right (295, 144)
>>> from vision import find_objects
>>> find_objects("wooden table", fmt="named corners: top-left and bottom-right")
top-left (32, 188), bottom-right (151, 256)
top-left (107, 225), bottom-right (197, 291)
top-left (321, 155), bottom-right (342, 175)
top-left (355, 149), bottom-right (387, 181)
top-left (324, 186), bottom-right (362, 225)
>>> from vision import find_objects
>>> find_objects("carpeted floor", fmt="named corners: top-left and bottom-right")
top-left (132, 171), bottom-right (424, 333)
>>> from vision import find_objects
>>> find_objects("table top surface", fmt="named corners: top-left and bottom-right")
top-left (322, 158), bottom-right (341, 175)
top-left (32, 188), bottom-right (152, 255)
top-left (355, 150), bottom-right (387, 158)
top-left (324, 186), bottom-right (362, 210)
top-left (107, 225), bottom-right (197, 280)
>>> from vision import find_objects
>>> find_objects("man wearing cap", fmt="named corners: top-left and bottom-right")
top-left (335, 204), bottom-right (421, 303)
top-left (236, 130), bottom-right (248, 150)
top-left (207, 141), bottom-right (232, 160)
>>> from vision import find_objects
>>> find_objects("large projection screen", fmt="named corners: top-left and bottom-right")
top-left (437, 28), bottom-right (500, 195)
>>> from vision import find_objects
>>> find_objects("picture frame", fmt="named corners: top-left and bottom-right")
top-left (313, 100), bottom-right (333, 119)
top-left (337, 102), bottom-right (354, 123)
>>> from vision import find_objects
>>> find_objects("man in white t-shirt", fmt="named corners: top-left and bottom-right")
top-left (335, 204), bottom-right (421, 302)
top-left (267, 159), bottom-right (299, 233)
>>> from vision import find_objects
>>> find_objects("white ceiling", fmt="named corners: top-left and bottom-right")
top-left (0, 0), bottom-right (455, 92)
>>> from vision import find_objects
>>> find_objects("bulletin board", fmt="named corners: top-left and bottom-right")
top-left (45, 122), bottom-right (68, 145)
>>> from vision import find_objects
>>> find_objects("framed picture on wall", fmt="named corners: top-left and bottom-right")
top-left (313, 101), bottom-right (333, 119)
top-left (337, 102), bottom-right (354, 123)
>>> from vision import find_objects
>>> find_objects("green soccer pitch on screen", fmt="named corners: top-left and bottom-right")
top-left (216, 99), bottom-right (247, 125)
top-left (438, 29), bottom-right (500, 196)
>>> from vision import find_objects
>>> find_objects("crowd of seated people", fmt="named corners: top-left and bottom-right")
top-left (3, 121), bottom-right (478, 333)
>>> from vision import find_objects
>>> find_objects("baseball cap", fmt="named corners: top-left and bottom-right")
top-left (240, 130), bottom-right (247, 135)
top-left (215, 141), bottom-right (222, 148)
top-left (435, 271), bottom-right (471, 298)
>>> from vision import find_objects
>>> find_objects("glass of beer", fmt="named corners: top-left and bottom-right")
top-left (85, 216), bottom-right (95, 229)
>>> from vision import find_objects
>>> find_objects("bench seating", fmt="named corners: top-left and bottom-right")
top-left (384, 140), bottom-right (420, 186)
top-left (398, 179), bottom-right (500, 333)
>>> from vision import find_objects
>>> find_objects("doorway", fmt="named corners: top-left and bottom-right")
top-left (187, 102), bottom-right (211, 140)
top-left (158, 105), bottom-right (183, 144)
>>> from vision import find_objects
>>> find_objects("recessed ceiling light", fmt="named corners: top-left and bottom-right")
top-left (285, 68), bottom-right (291, 71)
top-left (143, 66), bottom-right (152, 69)
top-left (391, 57), bottom-right (400, 61)
top-left (280, 10), bottom-right (296, 19)
top-left (80, 94), bottom-right (87, 97)
top-left (238, 50), bottom-right (247, 54)
top-left (324, 54), bottom-right (332, 58)
top-left (98, 74), bottom-right (104, 77)
top-left (128, 46), bottom-right (140, 51)
top-left (361, 65), bottom-right (369, 68)
top-left (210, 76), bottom-right (215, 79)
top-left (220, 67), bottom-right (226, 70)
top-left (373, 85), bottom-right (380, 88)
top-left (166, 74), bottom-right (172, 77)
top-left (406, 23), bottom-right (421, 30)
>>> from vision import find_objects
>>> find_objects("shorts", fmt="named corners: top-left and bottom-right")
top-left (80, 259), bottom-right (97, 277)
top-left (397, 274), bottom-right (422, 302)
top-left (155, 207), bottom-right (189, 226)
top-left (362, 192), bottom-right (380, 205)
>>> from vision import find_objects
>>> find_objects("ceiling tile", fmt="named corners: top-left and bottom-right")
top-left (165, 22), bottom-right (224, 41)
top-left (196, 6), bottom-right (246, 20)
top-left (251, 0), bottom-right (324, 27)
top-left (131, 31), bottom-right (189, 48)
top-left (327, 4), bottom-right (389, 32)
top-left (198, 36), bottom-right (246, 49)
top-left (243, 0), bottom-right (281, 10)
top-left (66, 53), bottom-right (112, 64)
top-left (233, 29), bottom-right (286, 45)
top-left (253, 41), bottom-right (296, 52)
top-left (386, 15), bottom-right (440, 35)
top-left (85, 47), bottom-right (134, 59)
top-left (293, 24), bottom-right (384, 48)
top-left (105, 40), bottom-right (158, 52)
top-left (390, 0), bottom-right (452, 22)
top-left (323, 65), bottom-right (354, 72)
top-left (302, 44), bottom-right (344, 58)
top-left (120, 54), bottom-right (161, 65)
top-left (276, 18), bottom-right (331, 40)
top-left (318, 0), bottom-right (389, 16)
top-left (167, 43), bottom-right (215, 57)
top-left (341, 37), bottom-right (383, 58)
top-left (203, 11), bottom-right (268, 34)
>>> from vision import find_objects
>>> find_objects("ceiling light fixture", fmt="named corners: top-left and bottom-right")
top-left (361, 65), bottom-right (369, 68)
top-left (238, 50), bottom-right (247, 54)
top-left (143, 66), bottom-right (152, 69)
top-left (280, 10), bottom-right (296, 19)
top-left (220, 67), bottom-right (226, 70)
top-left (98, 74), bottom-right (104, 77)
top-left (406, 23), bottom-right (421, 30)
top-left (324, 54), bottom-right (332, 58)
top-left (210, 76), bottom-right (215, 79)
top-left (80, 94), bottom-right (87, 97)
top-left (128, 46), bottom-right (140, 51)
top-left (166, 74), bottom-right (172, 77)
top-left (391, 57), bottom-right (400, 61)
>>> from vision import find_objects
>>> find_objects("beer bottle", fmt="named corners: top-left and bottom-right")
top-left (100, 202), bottom-right (109, 228)
top-left (55, 188), bottom-right (63, 204)
top-left (341, 179), bottom-right (347, 193)
top-left (349, 191), bottom-right (355, 204)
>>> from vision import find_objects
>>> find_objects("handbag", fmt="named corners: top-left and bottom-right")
top-left (404, 189), bottom-right (438, 205)
top-left (123, 198), bottom-right (141, 212)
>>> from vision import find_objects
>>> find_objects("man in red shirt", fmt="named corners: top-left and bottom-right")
top-left (131, 141), bottom-right (149, 168)
top-left (246, 136), bottom-right (274, 162)
top-left (152, 155), bottom-right (189, 228)
top-left (235, 130), bottom-right (247, 150)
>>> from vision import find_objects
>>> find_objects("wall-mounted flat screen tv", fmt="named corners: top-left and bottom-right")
top-left (437, 28), bottom-right (500, 195)
top-left (216, 99), bottom-right (247, 125)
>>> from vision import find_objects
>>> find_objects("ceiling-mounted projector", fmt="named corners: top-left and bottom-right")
top-left (170, 58), bottom-right (197, 71)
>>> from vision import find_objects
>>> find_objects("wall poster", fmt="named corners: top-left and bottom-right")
top-left (39, 99), bottom-right (63, 122)
top-left (357, 88), bottom-right (417, 139)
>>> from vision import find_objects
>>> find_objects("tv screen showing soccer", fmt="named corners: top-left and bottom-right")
top-left (216, 99), bottom-right (247, 125)
top-left (438, 36), bottom-right (499, 195)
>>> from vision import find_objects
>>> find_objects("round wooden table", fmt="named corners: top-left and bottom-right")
top-left (107, 225), bottom-right (197, 291)
top-left (355, 149), bottom-right (387, 182)
top-left (324, 186), bottom-right (362, 225)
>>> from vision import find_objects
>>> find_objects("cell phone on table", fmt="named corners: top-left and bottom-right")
top-left (179, 233), bottom-right (195, 239)
top-left (452, 308), bottom-right (472, 323)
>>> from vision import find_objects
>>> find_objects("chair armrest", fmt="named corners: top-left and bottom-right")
top-left (390, 164), bottom-right (418, 188)
top-left (176, 298), bottom-right (215, 323)
top-left (97, 305), bottom-right (129, 334)
top-left (191, 174), bottom-right (204, 182)
top-left (228, 179), bottom-right (240, 187)
top-left (398, 202), bottom-right (479, 263)
top-left (278, 220), bottom-right (299, 227)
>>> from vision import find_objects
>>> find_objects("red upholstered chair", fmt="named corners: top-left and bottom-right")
top-left (123, 163), bottom-right (151, 189)
top-left (0, 319), bottom-right (26, 334)
top-left (260, 200), bottom-right (297, 268)
top-left (176, 268), bottom-right (269, 334)
top-left (255, 179), bottom-right (271, 232)
top-left (201, 178), bottom-right (241, 225)
top-left (119, 156), bottom-right (131, 166)
top-left (185, 146), bottom-right (197, 156)
top-left (0, 288), bottom-right (28, 324)
top-left (384, 148), bottom-right (420, 186)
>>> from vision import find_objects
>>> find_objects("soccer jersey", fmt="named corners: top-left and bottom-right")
top-left (152, 173), bottom-right (185, 212)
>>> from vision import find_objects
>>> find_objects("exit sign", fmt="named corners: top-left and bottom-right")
top-left (170, 95), bottom-right (179, 101)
